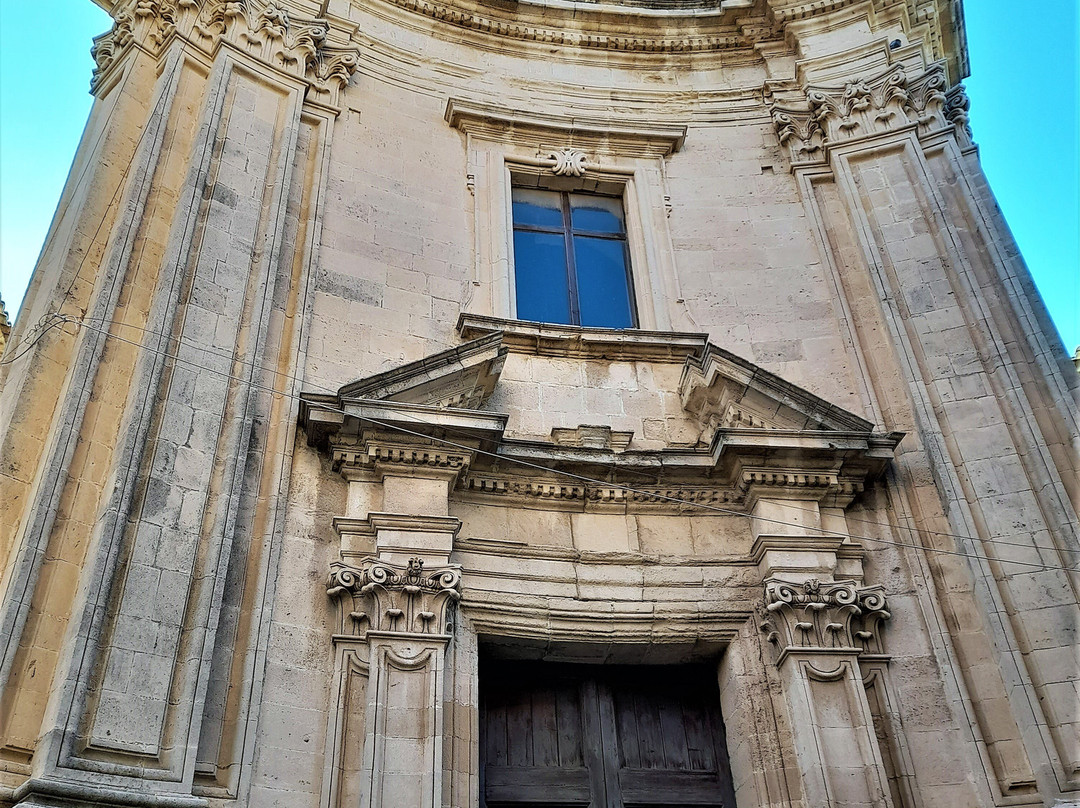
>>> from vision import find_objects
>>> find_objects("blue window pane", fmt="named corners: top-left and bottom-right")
top-left (570, 194), bottom-right (624, 234)
top-left (573, 236), bottom-right (633, 328)
top-left (512, 188), bottom-right (564, 229)
top-left (514, 230), bottom-right (571, 324)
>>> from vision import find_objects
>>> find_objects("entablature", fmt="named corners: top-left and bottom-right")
top-left (299, 330), bottom-right (904, 515)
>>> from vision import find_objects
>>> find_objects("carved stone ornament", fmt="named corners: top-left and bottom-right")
top-left (331, 438), bottom-right (473, 479)
top-left (546, 148), bottom-right (589, 177)
top-left (327, 557), bottom-right (462, 637)
top-left (91, 0), bottom-right (360, 108)
top-left (760, 578), bottom-right (890, 657)
top-left (769, 64), bottom-right (970, 165)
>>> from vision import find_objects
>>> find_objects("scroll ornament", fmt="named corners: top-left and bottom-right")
top-left (760, 578), bottom-right (890, 656)
top-left (327, 557), bottom-right (462, 637)
top-left (546, 148), bottom-right (589, 177)
top-left (91, 0), bottom-right (361, 107)
top-left (769, 64), bottom-right (968, 165)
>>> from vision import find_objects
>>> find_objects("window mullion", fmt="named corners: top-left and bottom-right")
top-left (561, 192), bottom-right (582, 326)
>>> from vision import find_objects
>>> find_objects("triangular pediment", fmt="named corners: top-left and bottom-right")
top-left (680, 344), bottom-right (874, 434)
top-left (338, 332), bottom-right (507, 410)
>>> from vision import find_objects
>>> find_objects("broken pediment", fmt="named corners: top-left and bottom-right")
top-left (299, 333), bottom-right (509, 455)
top-left (299, 329), bottom-right (901, 506)
top-left (338, 332), bottom-right (507, 410)
top-left (680, 344), bottom-right (875, 435)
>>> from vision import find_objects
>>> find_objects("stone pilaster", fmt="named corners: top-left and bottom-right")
top-left (325, 558), bottom-right (462, 808)
top-left (0, 2), bottom-right (360, 805)
top-left (321, 426), bottom-right (474, 808)
top-left (769, 58), bottom-right (1063, 798)
top-left (760, 579), bottom-right (894, 808)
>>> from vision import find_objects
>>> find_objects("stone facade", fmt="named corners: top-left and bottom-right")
top-left (0, 1), bottom-right (1077, 807)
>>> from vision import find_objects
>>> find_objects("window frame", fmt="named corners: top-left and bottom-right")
top-left (444, 98), bottom-right (686, 333)
top-left (511, 187), bottom-right (639, 328)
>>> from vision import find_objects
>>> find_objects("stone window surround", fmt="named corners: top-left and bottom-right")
top-left (445, 98), bottom-right (687, 332)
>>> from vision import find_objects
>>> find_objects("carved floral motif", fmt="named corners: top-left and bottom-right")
top-left (546, 148), bottom-right (589, 177)
top-left (91, 0), bottom-right (360, 107)
top-left (327, 557), bottom-right (462, 636)
top-left (760, 578), bottom-right (890, 656)
top-left (769, 64), bottom-right (972, 164)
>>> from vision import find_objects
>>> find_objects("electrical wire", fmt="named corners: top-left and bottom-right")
top-left (7, 311), bottom-right (1074, 558)
top-left (31, 313), bottom-right (1080, 574)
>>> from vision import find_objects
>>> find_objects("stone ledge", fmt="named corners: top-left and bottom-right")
top-left (446, 99), bottom-right (688, 156)
top-left (457, 313), bottom-right (706, 362)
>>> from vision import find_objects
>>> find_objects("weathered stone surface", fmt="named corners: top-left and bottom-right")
top-left (0, 1), bottom-right (1076, 807)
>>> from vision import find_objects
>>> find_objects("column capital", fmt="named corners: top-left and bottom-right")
top-left (327, 556), bottom-right (463, 638)
top-left (91, 0), bottom-right (360, 108)
top-left (760, 578), bottom-right (891, 661)
top-left (767, 63), bottom-right (972, 167)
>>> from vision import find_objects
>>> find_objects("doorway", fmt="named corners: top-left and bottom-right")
top-left (479, 658), bottom-right (737, 807)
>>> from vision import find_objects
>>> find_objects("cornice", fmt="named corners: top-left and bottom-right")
top-left (459, 473), bottom-right (747, 512)
top-left (445, 101), bottom-right (688, 158)
top-left (365, 0), bottom-right (776, 56)
top-left (91, 0), bottom-right (361, 109)
top-left (456, 314), bottom-right (705, 361)
top-left (682, 342), bottom-right (877, 434)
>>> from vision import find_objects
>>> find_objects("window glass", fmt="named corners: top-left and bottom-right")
top-left (570, 193), bottom-right (624, 234)
top-left (511, 187), bottom-right (635, 328)
top-left (513, 230), bottom-right (571, 324)
top-left (574, 236), bottom-right (634, 328)
top-left (512, 188), bottom-right (564, 229)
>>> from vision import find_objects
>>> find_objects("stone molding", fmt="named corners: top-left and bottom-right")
top-left (760, 578), bottom-right (891, 659)
top-left (444, 100), bottom-right (687, 160)
top-left (327, 557), bottom-right (463, 637)
top-left (456, 315), bottom-right (706, 362)
top-left (682, 342), bottom-right (877, 434)
top-left (461, 473), bottom-right (746, 511)
top-left (91, 0), bottom-right (360, 108)
top-left (337, 332), bottom-right (507, 411)
top-left (550, 425), bottom-right (634, 452)
top-left (338, 0), bottom-right (962, 67)
top-left (332, 438), bottom-right (473, 479)
top-left (739, 468), bottom-right (866, 509)
top-left (768, 63), bottom-right (973, 166)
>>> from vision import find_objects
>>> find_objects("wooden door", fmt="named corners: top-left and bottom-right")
top-left (480, 660), bottom-right (736, 808)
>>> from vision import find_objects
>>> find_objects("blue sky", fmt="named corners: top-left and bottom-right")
top-left (1, 2), bottom-right (1077, 350)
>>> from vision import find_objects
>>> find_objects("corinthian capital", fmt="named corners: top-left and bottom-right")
top-left (768, 63), bottom-right (968, 164)
top-left (327, 557), bottom-right (463, 637)
top-left (91, 0), bottom-right (361, 108)
top-left (760, 578), bottom-right (890, 658)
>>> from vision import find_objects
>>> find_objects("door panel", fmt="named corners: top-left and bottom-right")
top-left (480, 660), bottom-right (735, 808)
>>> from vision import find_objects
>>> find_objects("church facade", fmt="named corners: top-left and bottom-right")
top-left (0, 1), bottom-right (1077, 806)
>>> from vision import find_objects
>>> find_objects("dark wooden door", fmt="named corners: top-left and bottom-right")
top-left (480, 660), bottom-right (736, 808)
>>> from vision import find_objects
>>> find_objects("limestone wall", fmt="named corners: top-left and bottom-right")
top-left (0, 1), bottom-right (1075, 807)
